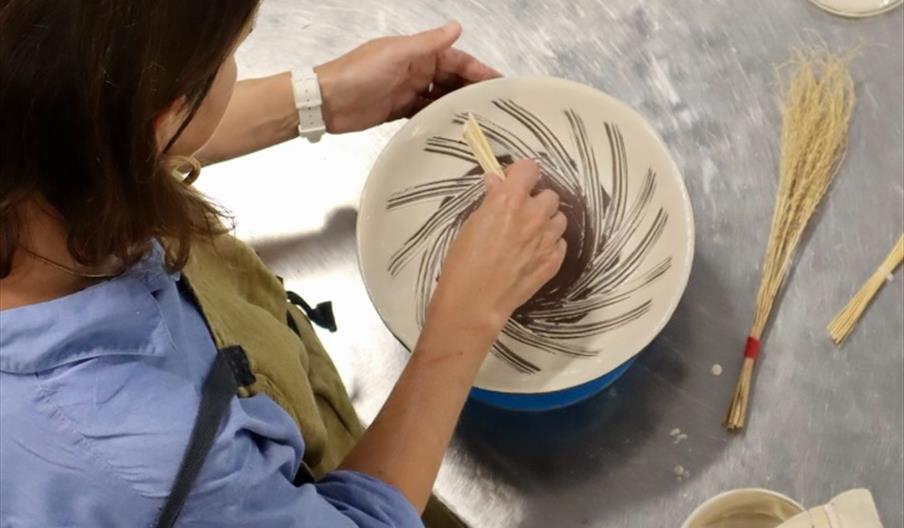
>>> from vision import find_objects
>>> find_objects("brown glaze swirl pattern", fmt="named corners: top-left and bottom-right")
top-left (386, 100), bottom-right (671, 374)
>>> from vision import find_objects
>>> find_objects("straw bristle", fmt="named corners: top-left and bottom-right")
top-left (725, 357), bottom-right (755, 431)
top-left (751, 48), bottom-right (855, 338)
top-left (725, 47), bottom-right (855, 431)
top-left (828, 235), bottom-right (904, 344)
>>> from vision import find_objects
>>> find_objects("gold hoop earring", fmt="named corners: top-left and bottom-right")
top-left (164, 155), bottom-right (202, 185)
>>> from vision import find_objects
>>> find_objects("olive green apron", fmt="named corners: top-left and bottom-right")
top-left (173, 234), bottom-right (464, 527)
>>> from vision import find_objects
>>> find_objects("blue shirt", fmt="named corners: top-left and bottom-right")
top-left (0, 245), bottom-right (422, 528)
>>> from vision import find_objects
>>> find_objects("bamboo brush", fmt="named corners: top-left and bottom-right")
top-left (463, 113), bottom-right (504, 177)
top-left (724, 48), bottom-right (856, 431)
top-left (828, 234), bottom-right (904, 345)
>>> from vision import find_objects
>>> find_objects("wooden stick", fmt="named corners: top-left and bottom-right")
top-left (463, 113), bottom-right (504, 177)
top-left (828, 234), bottom-right (904, 345)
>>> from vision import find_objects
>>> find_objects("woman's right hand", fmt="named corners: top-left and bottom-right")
top-left (343, 160), bottom-right (566, 512)
top-left (426, 159), bottom-right (568, 339)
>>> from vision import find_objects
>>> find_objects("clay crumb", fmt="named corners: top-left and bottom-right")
top-left (711, 364), bottom-right (723, 376)
top-left (670, 428), bottom-right (681, 437)
top-left (673, 465), bottom-right (690, 481)
top-left (673, 433), bottom-right (689, 445)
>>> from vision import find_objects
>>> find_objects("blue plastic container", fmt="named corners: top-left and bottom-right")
top-left (468, 355), bottom-right (638, 412)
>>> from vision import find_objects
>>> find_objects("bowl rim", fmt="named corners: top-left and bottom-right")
top-left (808, 0), bottom-right (902, 18)
top-left (680, 488), bottom-right (807, 528)
top-left (356, 76), bottom-right (696, 394)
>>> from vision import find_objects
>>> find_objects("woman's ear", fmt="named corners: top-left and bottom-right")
top-left (154, 96), bottom-right (189, 152)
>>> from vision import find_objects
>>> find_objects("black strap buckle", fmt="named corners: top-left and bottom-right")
top-left (286, 291), bottom-right (337, 332)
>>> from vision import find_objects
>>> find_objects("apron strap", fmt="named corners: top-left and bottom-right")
top-left (153, 346), bottom-right (240, 528)
top-left (286, 290), bottom-right (337, 332)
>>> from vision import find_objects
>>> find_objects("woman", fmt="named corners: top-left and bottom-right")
top-left (0, 2), bottom-right (567, 527)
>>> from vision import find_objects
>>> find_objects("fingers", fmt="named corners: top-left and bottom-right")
top-left (537, 212), bottom-right (566, 256)
top-left (532, 238), bottom-right (568, 285)
top-left (547, 211), bottom-right (567, 239)
top-left (421, 80), bottom-right (459, 101)
top-left (553, 238), bottom-right (568, 266)
top-left (548, 238), bottom-right (568, 275)
top-left (532, 189), bottom-right (560, 218)
top-left (435, 48), bottom-right (503, 86)
top-left (503, 159), bottom-right (541, 197)
top-left (483, 171), bottom-right (504, 191)
top-left (415, 80), bottom-right (459, 104)
top-left (409, 21), bottom-right (462, 54)
top-left (405, 96), bottom-right (433, 118)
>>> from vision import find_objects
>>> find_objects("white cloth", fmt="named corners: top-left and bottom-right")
top-left (778, 489), bottom-right (883, 528)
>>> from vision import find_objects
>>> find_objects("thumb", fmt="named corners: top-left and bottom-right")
top-left (410, 21), bottom-right (462, 53)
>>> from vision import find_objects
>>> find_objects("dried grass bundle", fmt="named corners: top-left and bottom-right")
top-left (725, 48), bottom-right (856, 431)
top-left (828, 235), bottom-right (904, 345)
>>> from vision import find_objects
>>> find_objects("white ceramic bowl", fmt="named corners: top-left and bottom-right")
top-left (682, 488), bottom-right (806, 528)
top-left (357, 77), bottom-right (694, 397)
top-left (809, 0), bottom-right (903, 17)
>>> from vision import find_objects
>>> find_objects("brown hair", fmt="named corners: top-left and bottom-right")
top-left (0, 0), bottom-right (260, 277)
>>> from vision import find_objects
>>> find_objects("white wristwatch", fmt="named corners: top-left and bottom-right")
top-left (291, 68), bottom-right (326, 143)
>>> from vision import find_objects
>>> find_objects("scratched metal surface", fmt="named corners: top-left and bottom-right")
top-left (196, 1), bottom-right (904, 526)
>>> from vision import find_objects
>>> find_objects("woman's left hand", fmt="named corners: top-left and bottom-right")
top-left (314, 22), bottom-right (501, 134)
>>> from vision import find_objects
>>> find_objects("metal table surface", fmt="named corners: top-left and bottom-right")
top-left (197, 1), bottom-right (904, 526)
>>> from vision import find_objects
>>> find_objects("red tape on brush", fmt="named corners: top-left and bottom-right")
top-left (744, 337), bottom-right (761, 360)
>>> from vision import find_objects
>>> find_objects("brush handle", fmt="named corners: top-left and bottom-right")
top-left (725, 347), bottom-right (757, 432)
top-left (463, 113), bottom-right (504, 177)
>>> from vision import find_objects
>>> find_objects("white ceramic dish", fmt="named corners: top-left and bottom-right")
top-left (809, 0), bottom-right (903, 17)
top-left (681, 488), bottom-right (806, 528)
top-left (357, 77), bottom-right (694, 394)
